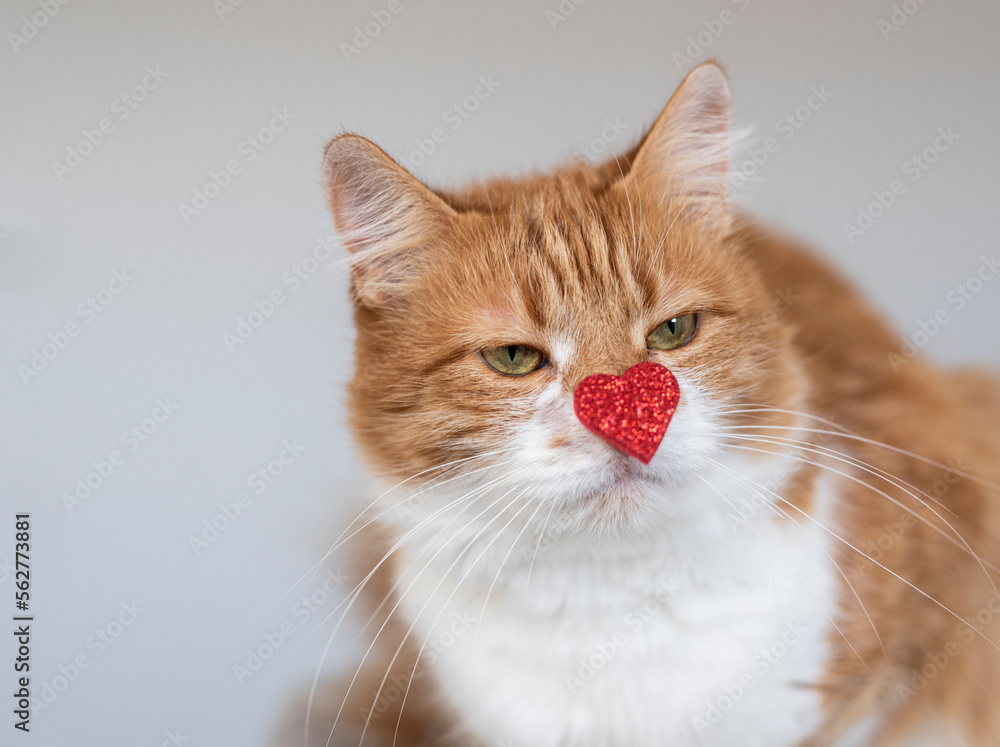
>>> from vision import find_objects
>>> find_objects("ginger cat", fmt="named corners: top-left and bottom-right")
top-left (283, 63), bottom-right (1000, 747)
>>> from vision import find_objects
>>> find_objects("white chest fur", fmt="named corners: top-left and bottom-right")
top-left (392, 472), bottom-right (838, 747)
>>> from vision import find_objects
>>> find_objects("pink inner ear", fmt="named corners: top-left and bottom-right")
top-left (573, 362), bottom-right (681, 464)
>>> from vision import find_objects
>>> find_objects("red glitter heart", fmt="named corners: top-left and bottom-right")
top-left (573, 362), bottom-right (680, 464)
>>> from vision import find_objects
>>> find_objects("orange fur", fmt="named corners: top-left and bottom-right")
top-left (282, 63), bottom-right (1000, 747)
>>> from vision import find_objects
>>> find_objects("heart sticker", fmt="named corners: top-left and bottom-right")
top-left (573, 362), bottom-right (680, 464)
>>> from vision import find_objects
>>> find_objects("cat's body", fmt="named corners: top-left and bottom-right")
top-left (289, 64), bottom-right (1000, 747)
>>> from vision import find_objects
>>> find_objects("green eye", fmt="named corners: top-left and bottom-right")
top-left (646, 313), bottom-right (699, 351)
top-left (481, 345), bottom-right (545, 376)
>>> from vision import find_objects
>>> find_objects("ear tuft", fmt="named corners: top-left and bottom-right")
top-left (628, 62), bottom-right (732, 224)
top-left (322, 135), bottom-right (453, 307)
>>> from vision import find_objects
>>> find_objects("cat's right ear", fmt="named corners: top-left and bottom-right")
top-left (322, 134), bottom-right (455, 307)
top-left (624, 62), bottom-right (732, 229)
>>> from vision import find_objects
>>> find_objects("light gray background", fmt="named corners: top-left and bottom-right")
top-left (2, 1), bottom-right (999, 745)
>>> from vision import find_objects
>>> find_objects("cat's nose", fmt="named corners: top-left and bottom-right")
top-left (572, 362), bottom-right (680, 464)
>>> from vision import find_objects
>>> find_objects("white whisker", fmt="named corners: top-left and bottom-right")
top-left (389, 492), bottom-right (542, 747)
top-left (303, 466), bottom-right (528, 745)
top-left (728, 443), bottom-right (1000, 653)
top-left (724, 433), bottom-right (1000, 589)
top-left (352, 487), bottom-right (536, 746)
top-left (262, 448), bottom-right (516, 618)
top-left (719, 406), bottom-right (1000, 492)
top-left (703, 458), bottom-right (878, 663)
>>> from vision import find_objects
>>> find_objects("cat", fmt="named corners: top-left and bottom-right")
top-left (284, 62), bottom-right (1000, 747)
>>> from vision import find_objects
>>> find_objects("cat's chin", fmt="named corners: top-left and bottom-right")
top-left (575, 454), bottom-right (669, 509)
top-left (560, 443), bottom-right (743, 531)
top-left (593, 478), bottom-right (657, 512)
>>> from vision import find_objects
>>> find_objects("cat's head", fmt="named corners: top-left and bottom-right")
top-left (323, 64), bottom-right (804, 540)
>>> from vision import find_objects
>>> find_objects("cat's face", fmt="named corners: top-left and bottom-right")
top-left (324, 64), bottom-right (803, 536)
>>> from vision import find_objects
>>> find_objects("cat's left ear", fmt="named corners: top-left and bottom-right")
top-left (322, 134), bottom-right (456, 307)
top-left (624, 62), bottom-right (732, 228)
